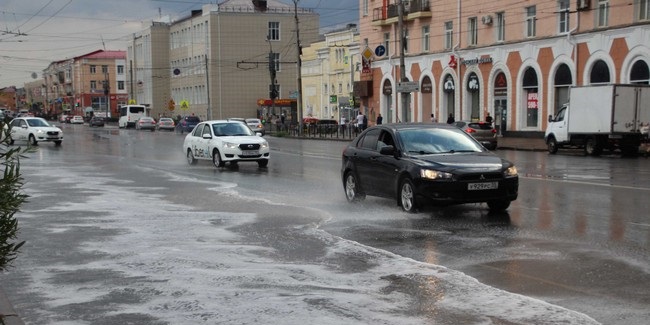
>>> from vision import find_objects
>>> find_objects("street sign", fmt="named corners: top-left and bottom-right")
top-left (375, 45), bottom-right (386, 57)
top-left (397, 81), bottom-right (420, 93)
top-left (362, 47), bottom-right (373, 60)
top-left (180, 100), bottom-right (190, 111)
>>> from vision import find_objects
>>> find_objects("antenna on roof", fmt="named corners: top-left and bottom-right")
top-left (101, 35), bottom-right (106, 50)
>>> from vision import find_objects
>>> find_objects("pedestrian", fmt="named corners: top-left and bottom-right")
top-left (340, 116), bottom-right (347, 133)
top-left (430, 113), bottom-right (436, 123)
top-left (356, 111), bottom-right (364, 131)
top-left (376, 113), bottom-right (383, 125)
top-left (446, 113), bottom-right (455, 124)
top-left (485, 112), bottom-right (493, 124)
top-left (362, 114), bottom-right (368, 130)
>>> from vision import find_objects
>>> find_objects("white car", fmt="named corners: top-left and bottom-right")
top-left (70, 115), bottom-right (84, 124)
top-left (8, 117), bottom-right (63, 146)
top-left (183, 120), bottom-right (270, 168)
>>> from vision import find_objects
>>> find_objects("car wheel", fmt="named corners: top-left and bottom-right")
top-left (547, 137), bottom-right (558, 154)
top-left (28, 134), bottom-right (38, 146)
top-left (487, 200), bottom-right (511, 212)
top-left (399, 178), bottom-right (417, 213)
top-left (186, 149), bottom-right (197, 165)
top-left (212, 149), bottom-right (225, 168)
top-left (344, 171), bottom-right (365, 202)
top-left (257, 159), bottom-right (268, 167)
top-left (54, 140), bottom-right (62, 146)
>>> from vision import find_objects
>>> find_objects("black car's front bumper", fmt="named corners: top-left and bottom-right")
top-left (414, 176), bottom-right (518, 205)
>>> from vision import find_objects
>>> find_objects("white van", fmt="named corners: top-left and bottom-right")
top-left (118, 105), bottom-right (146, 128)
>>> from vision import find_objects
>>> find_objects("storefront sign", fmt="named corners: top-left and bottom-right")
top-left (467, 74), bottom-right (480, 93)
top-left (383, 80), bottom-right (393, 95)
top-left (421, 77), bottom-right (432, 93)
top-left (461, 56), bottom-right (493, 66)
top-left (443, 75), bottom-right (455, 93)
top-left (527, 92), bottom-right (539, 109)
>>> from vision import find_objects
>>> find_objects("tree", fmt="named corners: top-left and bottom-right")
top-left (0, 118), bottom-right (28, 271)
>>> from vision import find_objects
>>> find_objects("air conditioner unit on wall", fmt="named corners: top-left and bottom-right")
top-left (481, 15), bottom-right (493, 25)
top-left (577, 0), bottom-right (590, 10)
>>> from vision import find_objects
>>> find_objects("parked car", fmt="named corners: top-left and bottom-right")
top-left (8, 116), bottom-right (63, 146)
top-left (88, 116), bottom-right (105, 127)
top-left (454, 120), bottom-right (498, 150)
top-left (157, 117), bottom-right (175, 131)
top-left (183, 120), bottom-right (270, 168)
top-left (135, 116), bottom-right (156, 131)
top-left (341, 123), bottom-right (518, 213)
top-left (70, 115), bottom-right (84, 124)
top-left (176, 115), bottom-right (201, 133)
top-left (64, 115), bottom-right (72, 123)
top-left (245, 118), bottom-right (265, 135)
top-left (59, 114), bottom-right (68, 123)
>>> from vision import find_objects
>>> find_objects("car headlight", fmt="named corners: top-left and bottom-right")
top-left (223, 141), bottom-right (238, 149)
top-left (36, 129), bottom-right (45, 135)
top-left (420, 169), bottom-right (453, 180)
top-left (260, 141), bottom-right (268, 149)
top-left (504, 166), bottom-right (518, 177)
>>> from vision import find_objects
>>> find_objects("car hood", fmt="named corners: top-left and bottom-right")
top-left (31, 126), bottom-right (62, 133)
top-left (219, 136), bottom-right (266, 143)
top-left (410, 152), bottom-right (508, 172)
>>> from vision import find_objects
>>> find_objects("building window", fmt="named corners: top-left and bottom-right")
top-left (118, 81), bottom-right (125, 90)
top-left (597, 0), bottom-right (609, 27)
top-left (558, 0), bottom-right (570, 33)
top-left (630, 60), bottom-right (650, 84)
top-left (590, 60), bottom-right (611, 84)
top-left (90, 80), bottom-right (97, 90)
top-left (102, 65), bottom-right (108, 73)
top-left (90, 65), bottom-right (96, 74)
top-left (496, 12), bottom-right (505, 42)
top-left (444, 21), bottom-right (453, 50)
top-left (468, 17), bottom-right (478, 46)
top-left (526, 6), bottom-right (536, 38)
top-left (638, 0), bottom-right (650, 21)
top-left (363, 0), bottom-right (369, 16)
top-left (383, 32), bottom-right (391, 57)
top-left (268, 22), bottom-right (280, 40)
top-left (422, 25), bottom-right (430, 52)
top-left (117, 65), bottom-right (124, 75)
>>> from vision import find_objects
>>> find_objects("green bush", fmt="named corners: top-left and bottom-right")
top-left (0, 118), bottom-right (28, 271)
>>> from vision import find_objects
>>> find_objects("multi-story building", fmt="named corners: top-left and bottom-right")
top-left (358, 0), bottom-right (650, 135)
top-left (301, 25), bottom-right (361, 122)
top-left (42, 50), bottom-right (128, 118)
top-left (128, 20), bottom-right (171, 119)
top-left (128, 0), bottom-right (320, 122)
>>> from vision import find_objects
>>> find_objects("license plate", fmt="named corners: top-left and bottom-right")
top-left (468, 182), bottom-right (498, 190)
top-left (241, 150), bottom-right (259, 156)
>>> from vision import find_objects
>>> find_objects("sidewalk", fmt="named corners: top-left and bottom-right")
top-left (497, 136), bottom-right (547, 151)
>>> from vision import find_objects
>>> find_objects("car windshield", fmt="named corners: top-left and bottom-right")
top-left (397, 128), bottom-right (483, 154)
top-left (26, 118), bottom-right (51, 127)
top-left (212, 122), bottom-right (254, 136)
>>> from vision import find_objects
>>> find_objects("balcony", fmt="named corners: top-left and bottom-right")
top-left (372, 0), bottom-right (431, 27)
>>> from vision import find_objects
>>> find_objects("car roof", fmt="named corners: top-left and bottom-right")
top-left (372, 122), bottom-right (459, 131)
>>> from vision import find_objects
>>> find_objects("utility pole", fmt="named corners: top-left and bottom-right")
top-left (267, 36), bottom-right (277, 124)
top-left (205, 56), bottom-right (212, 120)
top-left (397, 0), bottom-right (409, 123)
top-left (294, 0), bottom-right (303, 135)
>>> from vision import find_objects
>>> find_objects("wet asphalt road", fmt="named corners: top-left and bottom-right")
top-left (1, 123), bottom-right (649, 324)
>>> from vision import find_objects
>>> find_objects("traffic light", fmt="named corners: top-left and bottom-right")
top-left (269, 84), bottom-right (278, 99)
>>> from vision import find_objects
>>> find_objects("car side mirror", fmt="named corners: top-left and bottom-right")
top-left (379, 145), bottom-right (395, 156)
top-left (202, 134), bottom-right (212, 139)
top-left (548, 115), bottom-right (554, 122)
top-left (256, 132), bottom-right (263, 137)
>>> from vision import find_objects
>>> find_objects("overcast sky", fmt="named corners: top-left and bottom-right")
top-left (0, 0), bottom-right (359, 88)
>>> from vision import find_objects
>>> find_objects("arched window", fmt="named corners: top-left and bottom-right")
top-left (522, 67), bottom-right (538, 128)
top-left (590, 60), bottom-right (610, 84)
top-left (554, 64), bottom-right (572, 115)
top-left (630, 60), bottom-right (650, 84)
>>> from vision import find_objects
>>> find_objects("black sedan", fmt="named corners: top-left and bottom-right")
top-left (341, 123), bottom-right (518, 213)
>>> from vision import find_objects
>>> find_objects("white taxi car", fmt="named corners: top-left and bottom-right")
top-left (183, 120), bottom-right (270, 168)
top-left (8, 117), bottom-right (63, 146)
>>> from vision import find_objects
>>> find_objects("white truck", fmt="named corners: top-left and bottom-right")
top-left (545, 84), bottom-right (650, 156)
